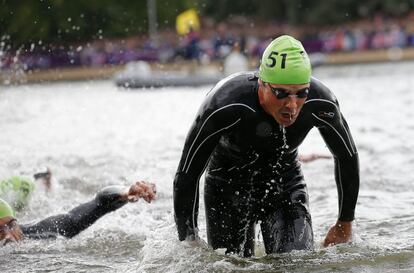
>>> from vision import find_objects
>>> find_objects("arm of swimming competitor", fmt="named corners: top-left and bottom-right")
top-left (20, 185), bottom-right (131, 239)
top-left (314, 106), bottom-right (360, 245)
top-left (174, 101), bottom-right (245, 241)
top-left (174, 114), bottom-right (222, 241)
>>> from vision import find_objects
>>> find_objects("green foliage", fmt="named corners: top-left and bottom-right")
top-left (1, 0), bottom-right (414, 47)
top-left (1, 0), bottom-right (150, 46)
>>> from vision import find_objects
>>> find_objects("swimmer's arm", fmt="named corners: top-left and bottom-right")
top-left (20, 186), bottom-right (127, 239)
top-left (21, 182), bottom-right (156, 239)
top-left (174, 118), bottom-right (220, 241)
top-left (318, 112), bottom-right (359, 221)
top-left (174, 102), bottom-right (244, 241)
top-left (317, 110), bottom-right (359, 246)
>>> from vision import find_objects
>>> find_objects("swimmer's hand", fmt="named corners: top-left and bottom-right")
top-left (184, 226), bottom-right (198, 241)
top-left (34, 166), bottom-right (52, 191)
top-left (123, 181), bottom-right (157, 203)
top-left (323, 220), bottom-right (352, 247)
top-left (185, 233), bottom-right (197, 241)
top-left (184, 233), bottom-right (207, 248)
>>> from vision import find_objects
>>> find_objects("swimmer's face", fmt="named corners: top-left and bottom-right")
top-left (0, 216), bottom-right (23, 244)
top-left (259, 80), bottom-right (309, 127)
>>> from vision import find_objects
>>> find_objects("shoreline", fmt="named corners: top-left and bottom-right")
top-left (2, 47), bottom-right (414, 85)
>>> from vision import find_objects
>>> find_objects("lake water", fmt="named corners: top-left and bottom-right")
top-left (0, 62), bottom-right (413, 272)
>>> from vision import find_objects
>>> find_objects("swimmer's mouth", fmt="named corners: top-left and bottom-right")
top-left (281, 112), bottom-right (294, 120)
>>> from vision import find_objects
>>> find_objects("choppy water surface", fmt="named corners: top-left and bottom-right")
top-left (0, 62), bottom-right (413, 273)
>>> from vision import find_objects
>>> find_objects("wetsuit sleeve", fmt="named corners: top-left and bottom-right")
top-left (312, 103), bottom-right (360, 221)
top-left (174, 101), bottom-right (245, 241)
top-left (20, 186), bottom-right (128, 239)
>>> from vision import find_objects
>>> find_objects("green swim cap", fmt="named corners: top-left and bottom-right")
top-left (0, 176), bottom-right (35, 195)
top-left (0, 176), bottom-right (35, 210)
top-left (259, 35), bottom-right (311, 84)
top-left (0, 198), bottom-right (15, 218)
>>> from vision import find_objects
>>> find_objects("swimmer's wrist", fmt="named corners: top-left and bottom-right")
top-left (96, 185), bottom-right (128, 205)
top-left (336, 220), bottom-right (352, 226)
top-left (177, 223), bottom-right (198, 241)
top-left (334, 220), bottom-right (352, 233)
top-left (185, 234), bottom-right (197, 241)
top-left (185, 227), bottom-right (199, 241)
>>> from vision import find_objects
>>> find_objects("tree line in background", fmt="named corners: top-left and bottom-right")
top-left (1, 0), bottom-right (414, 47)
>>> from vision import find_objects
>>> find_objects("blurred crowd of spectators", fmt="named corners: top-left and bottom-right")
top-left (2, 12), bottom-right (414, 71)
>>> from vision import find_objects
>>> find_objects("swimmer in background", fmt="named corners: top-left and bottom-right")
top-left (0, 181), bottom-right (156, 244)
top-left (0, 167), bottom-right (52, 211)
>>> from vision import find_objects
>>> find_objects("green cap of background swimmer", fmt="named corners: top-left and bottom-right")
top-left (2, 176), bottom-right (35, 193)
top-left (0, 176), bottom-right (35, 211)
top-left (0, 198), bottom-right (15, 218)
top-left (259, 35), bottom-right (311, 85)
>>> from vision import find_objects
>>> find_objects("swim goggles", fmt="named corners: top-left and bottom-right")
top-left (267, 83), bottom-right (309, 99)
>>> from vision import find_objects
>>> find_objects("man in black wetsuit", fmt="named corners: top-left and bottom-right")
top-left (0, 181), bottom-right (156, 244)
top-left (173, 35), bottom-right (359, 257)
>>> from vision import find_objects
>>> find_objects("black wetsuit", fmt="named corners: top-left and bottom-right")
top-left (173, 72), bottom-right (359, 256)
top-left (21, 186), bottom-right (128, 239)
